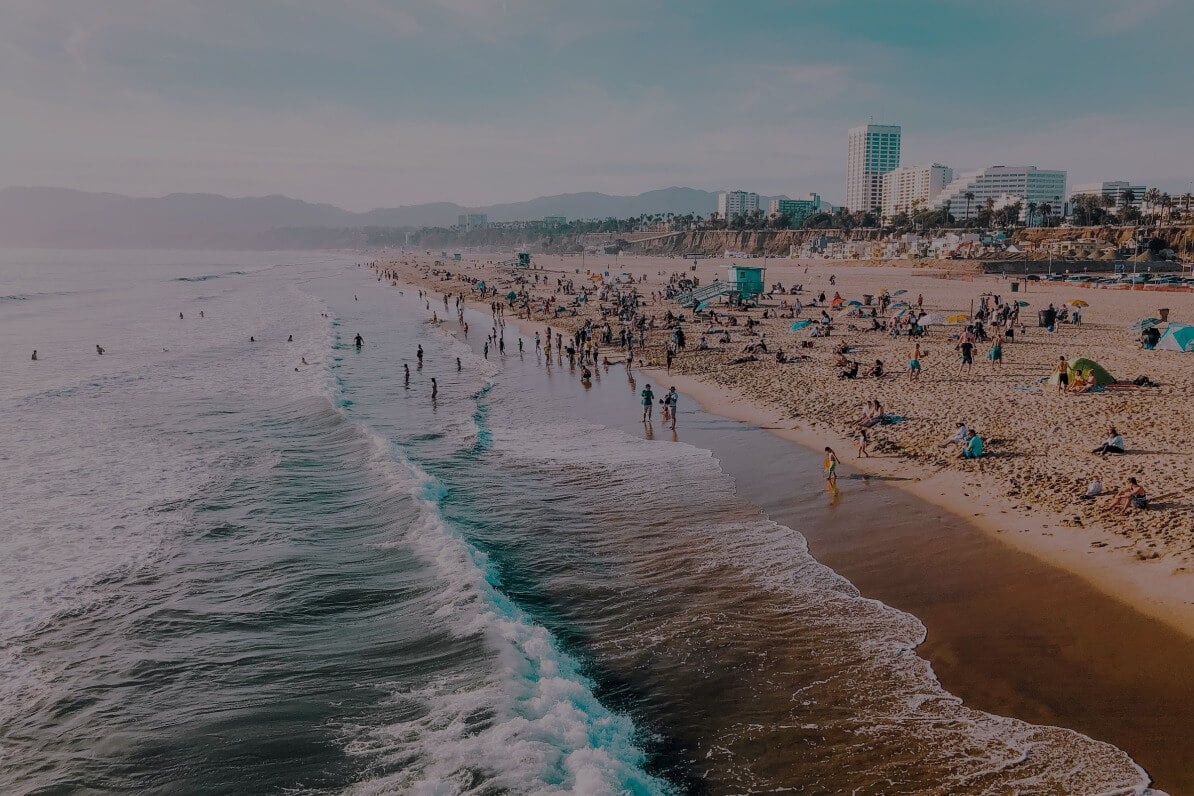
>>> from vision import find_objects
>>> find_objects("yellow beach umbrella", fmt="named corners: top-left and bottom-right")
top-left (1069, 299), bottom-right (1089, 307)
top-left (945, 313), bottom-right (970, 323)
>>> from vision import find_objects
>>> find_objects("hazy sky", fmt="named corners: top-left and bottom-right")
top-left (4, 0), bottom-right (1193, 209)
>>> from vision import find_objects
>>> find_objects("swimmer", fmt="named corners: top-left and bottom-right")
top-left (301, 357), bottom-right (309, 365)
top-left (96, 344), bottom-right (105, 355)
top-left (31, 350), bottom-right (38, 361)
top-left (199, 310), bottom-right (204, 318)
top-left (179, 312), bottom-right (184, 319)
top-left (250, 336), bottom-right (255, 342)
top-left (287, 334), bottom-right (293, 342)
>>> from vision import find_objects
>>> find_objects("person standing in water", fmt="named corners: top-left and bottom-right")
top-left (641, 383), bottom-right (655, 422)
top-left (96, 344), bottom-right (105, 355)
top-left (456, 357), bottom-right (462, 371)
top-left (665, 386), bottom-right (678, 430)
top-left (431, 377), bottom-right (438, 401)
top-left (404, 363), bottom-right (410, 388)
top-left (417, 344), bottom-right (424, 365)
top-left (31, 350), bottom-right (38, 361)
top-left (824, 447), bottom-right (840, 486)
top-left (354, 333), bottom-right (364, 348)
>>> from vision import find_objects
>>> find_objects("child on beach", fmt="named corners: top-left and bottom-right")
top-left (856, 429), bottom-right (869, 458)
top-left (824, 447), bottom-right (840, 485)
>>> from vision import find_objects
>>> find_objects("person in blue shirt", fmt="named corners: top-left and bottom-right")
top-left (958, 430), bottom-right (984, 459)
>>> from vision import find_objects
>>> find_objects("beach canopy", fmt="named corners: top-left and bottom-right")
top-left (506, 291), bottom-right (517, 300)
top-left (1129, 317), bottom-right (1161, 330)
top-left (1156, 323), bottom-right (1194, 352)
top-left (789, 319), bottom-right (812, 331)
top-left (1048, 357), bottom-right (1116, 386)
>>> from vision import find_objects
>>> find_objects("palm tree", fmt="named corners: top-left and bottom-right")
top-left (1026, 202), bottom-right (1038, 227)
top-left (963, 191), bottom-right (975, 225)
top-left (1143, 188), bottom-right (1162, 222)
top-left (1039, 202), bottom-right (1053, 227)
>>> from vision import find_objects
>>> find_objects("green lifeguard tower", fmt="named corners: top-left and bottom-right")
top-left (728, 264), bottom-right (766, 300)
top-left (517, 252), bottom-right (531, 267)
top-left (681, 263), bottom-right (767, 310)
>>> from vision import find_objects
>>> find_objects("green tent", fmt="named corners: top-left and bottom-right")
top-left (1047, 357), bottom-right (1115, 386)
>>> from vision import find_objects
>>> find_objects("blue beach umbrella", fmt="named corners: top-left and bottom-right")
top-left (891, 301), bottom-right (910, 308)
top-left (790, 320), bottom-right (812, 331)
top-left (1129, 317), bottom-right (1160, 330)
top-left (892, 289), bottom-right (908, 296)
top-left (845, 300), bottom-right (863, 307)
top-left (1016, 300), bottom-right (1030, 307)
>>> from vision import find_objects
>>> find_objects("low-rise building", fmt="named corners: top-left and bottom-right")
top-left (1069, 181), bottom-right (1146, 210)
top-left (767, 193), bottom-right (822, 226)
top-left (717, 190), bottom-right (760, 220)
top-left (881, 163), bottom-right (953, 218)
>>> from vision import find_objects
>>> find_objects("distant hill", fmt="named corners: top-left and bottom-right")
top-left (0, 186), bottom-right (737, 249)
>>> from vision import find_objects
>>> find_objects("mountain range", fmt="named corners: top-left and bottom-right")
top-left (0, 186), bottom-right (754, 249)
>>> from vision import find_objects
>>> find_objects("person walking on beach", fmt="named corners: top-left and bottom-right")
top-left (535, 332), bottom-right (541, 351)
top-left (957, 333), bottom-right (974, 374)
top-left (641, 383), bottom-right (655, 422)
top-left (856, 429), bottom-right (869, 458)
top-left (987, 333), bottom-right (1003, 369)
top-left (665, 386), bottom-right (678, 431)
top-left (824, 447), bottom-right (840, 486)
top-left (908, 342), bottom-right (923, 378)
top-left (1055, 356), bottom-right (1069, 393)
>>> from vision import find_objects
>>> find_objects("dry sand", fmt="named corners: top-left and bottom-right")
top-left (379, 250), bottom-right (1194, 639)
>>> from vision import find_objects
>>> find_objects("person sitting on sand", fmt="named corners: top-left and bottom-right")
top-left (833, 351), bottom-right (849, 368)
top-left (1092, 426), bottom-right (1125, 456)
top-left (1080, 475), bottom-right (1103, 500)
top-left (940, 421), bottom-right (968, 448)
top-left (838, 360), bottom-right (859, 380)
top-left (1111, 477), bottom-right (1146, 513)
top-left (957, 430), bottom-right (984, 459)
top-left (1068, 370), bottom-right (1093, 393)
top-left (870, 359), bottom-right (884, 378)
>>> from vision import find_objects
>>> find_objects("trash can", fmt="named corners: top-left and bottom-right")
top-left (863, 294), bottom-right (873, 305)
top-left (1010, 281), bottom-right (1020, 293)
top-left (1158, 308), bottom-right (1170, 322)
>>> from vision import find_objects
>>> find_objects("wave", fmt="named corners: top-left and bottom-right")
top-left (174, 270), bottom-right (248, 282)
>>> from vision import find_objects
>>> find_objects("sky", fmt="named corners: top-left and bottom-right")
top-left (4, 0), bottom-right (1194, 210)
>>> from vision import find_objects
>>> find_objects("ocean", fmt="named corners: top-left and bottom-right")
top-left (0, 249), bottom-right (1160, 794)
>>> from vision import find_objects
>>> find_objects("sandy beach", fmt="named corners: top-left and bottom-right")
top-left (380, 251), bottom-right (1194, 642)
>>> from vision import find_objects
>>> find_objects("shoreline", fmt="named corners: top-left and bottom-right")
top-left (642, 365), bottom-right (1194, 638)
top-left (383, 260), bottom-right (1194, 793)
top-left (384, 252), bottom-right (1194, 642)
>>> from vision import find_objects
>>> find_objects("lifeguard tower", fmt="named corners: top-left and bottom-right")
top-left (678, 264), bottom-right (766, 309)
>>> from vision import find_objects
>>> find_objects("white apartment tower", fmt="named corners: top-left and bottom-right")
top-left (717, 190), bottom-right (760, 221)
top-left (846, 123), bottom-right (901, 214)
top-left (881, 164), bottom-right (954, 218)
top-left (930, 166), bottom-right (1067, 220)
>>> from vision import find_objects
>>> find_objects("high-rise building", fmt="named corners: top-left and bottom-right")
top-left (717, 190), bottom-right (760, 221)
top-left (767, 194), bottom-right (822, 227)
top-left (881, 164), bottom-right (953, 218)
top-left (846, 123), bottom-right (901, 213)
top-left (930, 166), bottom-right (1067, 221)
top-left (1069, 181), bottom-right (1146, 211)
top-left (457, 213), bottom-right (488, 230)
